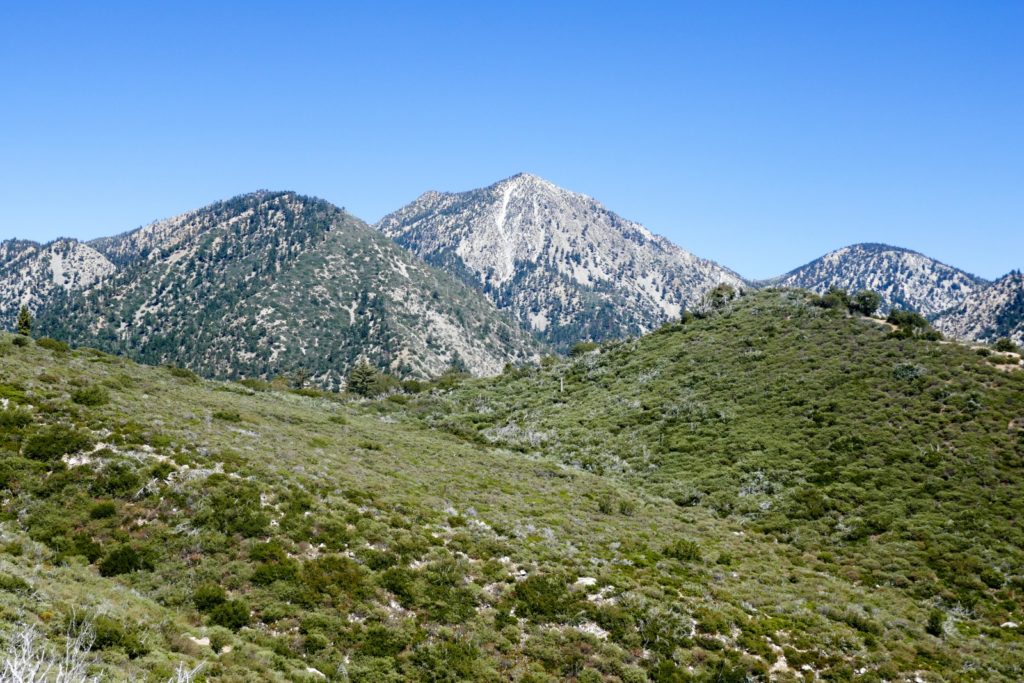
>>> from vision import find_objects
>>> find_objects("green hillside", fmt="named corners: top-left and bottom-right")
top-left (0, 288), bottom-right (1022, 681)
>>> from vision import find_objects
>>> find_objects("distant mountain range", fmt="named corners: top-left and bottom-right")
top-left (1, 174), bottom-right (1020, 385)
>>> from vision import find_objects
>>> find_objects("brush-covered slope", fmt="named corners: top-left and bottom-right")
top-left (0, 331), bottom-right (993, 682)
top-left (377, 173), bottom-right (744, 349)
top-left (383, 289), bottom-right (1024, 680)
top-left (770, 243), bottom-right (984, 316)
top-left (935, 271), bottom-right (1024, 347)
top-left (35, 192), bottom-right (538, 387)
top-left (0, 238), bottom-right (116, 328)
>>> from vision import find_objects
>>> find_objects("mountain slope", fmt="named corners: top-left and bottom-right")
top-left (3, 293), bottom-right (1023, 680)
top-left (377, 173), bottom-right (744, 348)
top-left (388, 288), bottom-right (1024, 679)
top-left (935, 271), bottom-right (1024, 346)
top-left (769, 243), bottom-right (985, 316)
top-left (0, 238), bottom-right (115, 328)
top-left (35, 192), bottom-right (538, 386)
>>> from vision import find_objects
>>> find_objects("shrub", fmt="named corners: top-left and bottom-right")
top-left (926, 610), bottom-right (944, 637)
top-left (237, 378), bottom-right (270, 391)
top-left (98, 544), bottom-right (149, 576)
top-left (11, 335), bottom-right (29, 347)
top-left (817, 287), bottom-right (850, 311)
top-left (22, 425), bottom-right (93, 461)
top-left (0, 572), bottom-right (30, 594)
top-left (89, 500), bottom-right (117, 519)
top-left (166, 365), bottom-right (199, 382)
top-left (36, 337), bottom-right (70, 353)
top-left (664, 539), bottom-right (702, 562)
top-left (849, 290), bottom-right (882, 316)
top-left (0, 408), bottom-right (32, 429)
top-left (512, 574), bottom-right (578, 622)
top-left (570, 341), bottom-right (599, 357)
top-left (92, 615), bottom-right (148, 658)
top-left (994, 337), bottom-right (1020, 353)
top-left (208, 599), bottom-right (251, 631)
top-left (887, 309), bottom-right (941, 340)
top-left (208, 627), bottom-right (232, 654)
top-left (193, 583), bottom-right (228, 612)
top-left (71, 385), bottom-right (110, 407)
top-left (195, 476), bottom-right (268, 537)
top-left (251, 559), bottom-right (300, 586)
top-left (212, 410), bottom-right (241, 422)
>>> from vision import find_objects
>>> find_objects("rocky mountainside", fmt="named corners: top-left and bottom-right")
top-left (376, 173), bottom-right (744, 348)
top-left (935, 271), bottom-right (1024, 346)
top-left (30, 192), bottom-right (538, 387)
top-left (0, 238), bottom-right (116, 328)
top-left (768, 243), bottom-right (986, 316)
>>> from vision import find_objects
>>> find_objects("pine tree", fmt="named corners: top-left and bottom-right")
top-left (346, 362), bottom-right (381, 397)
top-left (16, 305), bottom-right (32, 336)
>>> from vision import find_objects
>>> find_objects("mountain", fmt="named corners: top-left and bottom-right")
top-left (2, 290), bottom-right (1021, 681)
top-left (768, 242), bottom-right (986, 316)
top-left (25, 192), bottom-right (539, 387)
top-left (935, 270), bottom-right (1024, 346)
top-left (0, 238), bottom-right (115, 328)
top-left (376, 173), bottom-right (744, 348)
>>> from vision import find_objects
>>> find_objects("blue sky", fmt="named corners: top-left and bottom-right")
top-left (1, 1), bottom-right (1021, 279)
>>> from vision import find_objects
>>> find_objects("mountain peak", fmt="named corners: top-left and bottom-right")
top-left (773, 242), bottom-right (985, 316)
top-left (377, 175), bottom-right (743, 348)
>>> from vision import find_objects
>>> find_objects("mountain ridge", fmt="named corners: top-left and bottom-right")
top-left (2, 178), bottom-right (1020, 358)
top-left (20, 191), bottom-right (540, 386)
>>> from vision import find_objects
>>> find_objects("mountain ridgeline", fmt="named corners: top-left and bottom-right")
top-left (29, 192), bottom-right (540, 388)
top-left (1, 176), bottom-right (1022, 383)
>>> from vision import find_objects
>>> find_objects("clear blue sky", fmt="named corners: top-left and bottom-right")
top-left (1, 1), bottom-right (1021, 280)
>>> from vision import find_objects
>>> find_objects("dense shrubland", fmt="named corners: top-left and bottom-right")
top-left (0, 288), bottom-right (1021, 680)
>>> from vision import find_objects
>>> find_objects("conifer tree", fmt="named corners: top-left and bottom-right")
top-left (16, 305), bottom-right (32, 336)
top-left (346, 361), bottom-right (381, 396)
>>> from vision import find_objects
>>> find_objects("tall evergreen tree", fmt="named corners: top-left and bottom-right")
top-left (346, 362), bottom-right (382, 396)
top-left (16, 305), bottom-right (32, 336)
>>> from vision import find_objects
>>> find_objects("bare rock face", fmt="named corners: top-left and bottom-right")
top-left (377, 173), bottom-right (744, 349)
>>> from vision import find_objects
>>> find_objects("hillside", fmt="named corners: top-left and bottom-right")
top-left (2, 290), bottom-right (1022, 681)
top-left (30, 192), bottom-right (539, 387)
top-left (382, 288), bottom-right (1024, 680)
top-left (0, 238), bottom-right (116, 329)
top-left (767, 243), bottom-right (985, 316)
top-left (376, 173), bottom-right (744, 349)
top-left (935, 271), bottom-right (1024, 346)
